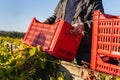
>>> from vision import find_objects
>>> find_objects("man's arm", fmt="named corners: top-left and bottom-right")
top-left (84, 0), bottom-right (104, 33)
top-left (72, 0), bottom-right (104, 35)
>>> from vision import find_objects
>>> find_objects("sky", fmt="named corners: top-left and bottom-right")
top-left (0, 0), bottom-right (120, 32)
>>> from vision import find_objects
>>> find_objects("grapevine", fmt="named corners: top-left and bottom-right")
top-left (0, 36), bottom-right (63, 80)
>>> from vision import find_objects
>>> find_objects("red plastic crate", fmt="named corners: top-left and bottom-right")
top-left (23, 18), bottom-right (58, 51)
top-left (91, 10), bottom-right (120, 76)
top-left (23, 17), bottom-right (82, 62)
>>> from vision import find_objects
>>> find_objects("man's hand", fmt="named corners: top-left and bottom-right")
top-left (71, 23), bottom-right (84, 35)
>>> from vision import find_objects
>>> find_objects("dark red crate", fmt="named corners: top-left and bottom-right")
top-left (91, 10), bottom-right (120, 76)
top-left (23, 17), bottom-right (82, 62)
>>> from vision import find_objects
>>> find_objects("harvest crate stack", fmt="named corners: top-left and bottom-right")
top-left (23, 17), bottom-right (82, 62)
top-left (91, 10), bottom-right (120, 76)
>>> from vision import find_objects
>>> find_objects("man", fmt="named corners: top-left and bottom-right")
top-left (43, 0), bottom-right (104, 66)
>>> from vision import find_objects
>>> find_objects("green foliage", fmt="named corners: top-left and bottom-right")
top-left (0, 36), bottom-right (62, 80)
top-left (0, 36), bottom-right (120, 80)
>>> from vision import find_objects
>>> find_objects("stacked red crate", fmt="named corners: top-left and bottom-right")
top-left (91, 10), bottom-right (120, 76)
